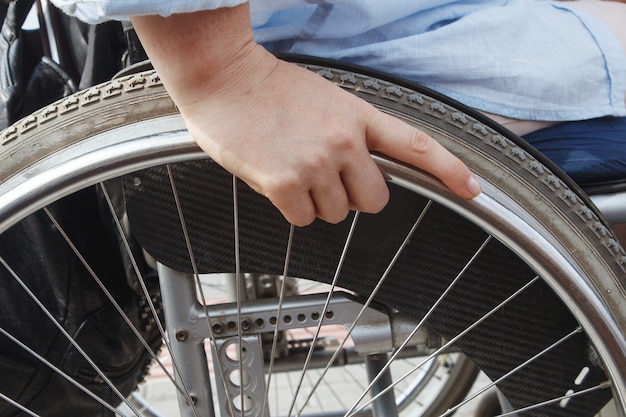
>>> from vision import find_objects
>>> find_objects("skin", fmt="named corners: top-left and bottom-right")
top-left (130, 4), bottom-right (481, 227)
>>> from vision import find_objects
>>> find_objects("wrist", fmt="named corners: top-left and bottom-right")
top-left (130, 3), bottom-right (274, 108)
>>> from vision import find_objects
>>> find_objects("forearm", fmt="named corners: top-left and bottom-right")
top-left (130, 3), bottom-right (273, 108)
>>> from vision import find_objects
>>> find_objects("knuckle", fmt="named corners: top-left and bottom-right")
top-left (331, 133), bottom-right (358, 154)
top-left (360, 186), bottom-right (389, 215)
top-left (263, 172), bottom-right (303, 197)
top-left (323, 205), bottom-right (350, 225)
top-left (406, 130), bottom-right (433, 155)
top-left (317, 124), bottom-right (360, 155)
top-left (442, 155), bottom-right (468, 180)
top-left (289, 212), bottom-right (316, 228)
top-left (451, 158), bottom-right (469, 177)
top-left (370, 192), bottom-right (390, 214)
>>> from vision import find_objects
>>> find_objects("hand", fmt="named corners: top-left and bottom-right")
top-left (132, 6), bottom-right (480, 227)
top-left (179, 49), bottom-right (480, 226)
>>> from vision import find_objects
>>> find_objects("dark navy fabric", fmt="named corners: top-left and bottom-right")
top-left (523, 117), bottom-right (626, 184)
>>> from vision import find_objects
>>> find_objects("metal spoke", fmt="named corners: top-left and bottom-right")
top-left (346, 272), bottom-right (539, 417)
top-left (165, 165), bottom-right (224, 417)
top-left (261, 224), bottom-right (296, 417)
top-left (99, 182), bottom-right (192, 398)
top-left (0, 254), bottom-right (140, 416)
top-left (286, 211), bottom-right (362, 417)
top-left (343, 234), bottom-right (493, 417)
top-left (233, 176), bottom-right (246, 417)
top-left (438, 325), bottom-right (584, 417)
top-left (295, 200), bottom-right (433, 416)
top-left (0, 326), bottom-right (121, 416)
top-left (0, 391), bottom-right (40, 417)
top-left (44, 200), bottom-right (198, 416)
top-left (495, 381), bottom-right (611, 417)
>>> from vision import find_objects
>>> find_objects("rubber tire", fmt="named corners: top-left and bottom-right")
top-left (0, 57), bottom-right (623, 416)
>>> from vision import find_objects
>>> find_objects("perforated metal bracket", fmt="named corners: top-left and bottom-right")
top-left (196, 291), bottom-right (432, 355)
top-left (212, 335), bottom-right (269, 417)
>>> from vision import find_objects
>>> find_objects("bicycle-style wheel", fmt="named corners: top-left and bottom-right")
top-left (0, 57), bottom-right (623, 417)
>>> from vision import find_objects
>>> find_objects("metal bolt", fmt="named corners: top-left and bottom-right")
top-left (175, 330), bottom-right (189, 342)
top-left (212, 323), bottom-right (223, 334)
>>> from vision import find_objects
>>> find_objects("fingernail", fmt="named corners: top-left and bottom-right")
top-left (467, 175), bottom-right (481, 197)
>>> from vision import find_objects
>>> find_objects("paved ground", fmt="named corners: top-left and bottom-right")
top-left (123, 362), bottom-right (493, 416)
top-left (128, 368), bottom-right (619, 416)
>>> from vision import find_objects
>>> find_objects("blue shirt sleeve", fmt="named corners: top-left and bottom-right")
top-left (51, 0), bottom-right (248, 23)
top-left (50, 0), bottom-right (626, 122)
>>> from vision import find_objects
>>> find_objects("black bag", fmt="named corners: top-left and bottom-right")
top-left (0, 0), bottom-right (75, 126)
top-left (0, 2), bottom-right (162, 415)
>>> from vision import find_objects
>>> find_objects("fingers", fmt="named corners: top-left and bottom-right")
top-left (267, 165), bottom-right (384, 227)
top-left (365, 108), bottom-right (481, 199)
top-left (341, 154), bottom-right (390, 213)
top-left (267, 184), bottom-right (317, 227)
top-left (263, 168), bottom-right (352, 226)
top-left (266, 106), bottom-right (479, 228)
top-left (309, 174), bottom-right (351, 224)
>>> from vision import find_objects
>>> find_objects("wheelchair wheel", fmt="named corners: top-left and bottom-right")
top-left (0, 57), bottom-right (623, 417)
